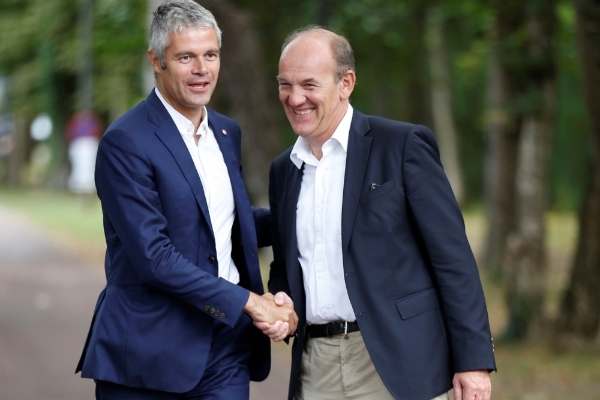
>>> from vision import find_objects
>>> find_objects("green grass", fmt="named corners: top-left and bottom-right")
top-left (0, 188), bottom-right (105, 261)
top-left (1, 188), bottom-right (598, 399)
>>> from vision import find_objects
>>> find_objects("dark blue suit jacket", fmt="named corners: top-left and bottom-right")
top-left (76, 90), bottom-right (270, 392)
top-left (268, 110), bottom-right (496, 400)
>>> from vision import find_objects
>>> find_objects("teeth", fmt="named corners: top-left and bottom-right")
top-left (294, 109), bottom-right (312, 115)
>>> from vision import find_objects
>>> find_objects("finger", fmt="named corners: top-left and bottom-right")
top-left (279, 322), bottom-right (289, 336)
top-left (254, 321), bottom-right (272, 331)
top-left (453, 382), bottom-right (462, 400)
top-left (266, 320), bottom-right (282, 334)
top-left (262, 323), bottom-right (282, 338)
top-left (459, 387), bottom-right (475, 400)
top-left (288, 311), bottom-right (299, 334)
top-left (272, 322), bottom-right (289, 341)
top-left (282, 292), bottom-right (293, 305)
top-left (274, 292), bottom-right (286, 306)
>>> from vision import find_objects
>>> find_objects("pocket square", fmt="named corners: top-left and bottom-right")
top-left (370, 183), bottom-right (380, 190)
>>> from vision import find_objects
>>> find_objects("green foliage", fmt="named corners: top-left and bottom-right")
top-left (94, 0), bottom-right (148, 116)
top-left (0, 188), bottom-right (104, 255)
top-left (0, 0), bottom-right (147, 123)
top-left (551, 0), bottom-right (591, 211)
top-left (0, 0), bottom-right (592, 211)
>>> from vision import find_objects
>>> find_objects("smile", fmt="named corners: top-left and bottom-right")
top-left (293, 109), bottom-right (313, 115)
top-left (189, 82), bottom-right (209, 90)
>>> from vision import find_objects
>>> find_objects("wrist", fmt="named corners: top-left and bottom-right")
top-left (243, 292), bottom-right (256, 315)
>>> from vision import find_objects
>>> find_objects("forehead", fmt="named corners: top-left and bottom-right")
top-left (278, 35), bottom-right (336, 79)
top-left (167, 27), bottom-right (219, 51)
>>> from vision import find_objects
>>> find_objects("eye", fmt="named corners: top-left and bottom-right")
top-left (206, 52), bottom-right (218, 61)
top-left (179, 55), bottom-right (192, 63)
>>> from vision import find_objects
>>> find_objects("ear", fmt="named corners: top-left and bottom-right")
top-left (147, 49), bottom-right (163, 73)
top-left (339, 70), bottom-right (356, 100)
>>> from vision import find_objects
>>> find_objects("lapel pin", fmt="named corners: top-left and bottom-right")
top-left (222, 129), bottom-right (227, 135)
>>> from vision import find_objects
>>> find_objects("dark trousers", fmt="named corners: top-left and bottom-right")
top-left (96, 315), bottom-right (254, 400)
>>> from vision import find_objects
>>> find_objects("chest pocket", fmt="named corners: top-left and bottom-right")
top-left (359, 179), bottom-right (395, 205)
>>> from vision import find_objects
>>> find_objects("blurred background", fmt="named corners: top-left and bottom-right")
top-left (0, 0), bottom-right (599, 399)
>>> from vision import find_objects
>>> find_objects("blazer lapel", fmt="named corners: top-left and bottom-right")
top-left (285, 160), bottom-right (303, 289)
top-left (209, 115), bottom-right (247, 211)
top-left (147, 91), bottom-right (213, 234)
top-left (209, 111), bottom-right (264, 289)
top-left (341, 111), bottom-right (372, 252)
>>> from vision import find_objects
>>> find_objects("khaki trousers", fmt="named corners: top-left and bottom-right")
top-left (295, 331), bottom-right (450, 400)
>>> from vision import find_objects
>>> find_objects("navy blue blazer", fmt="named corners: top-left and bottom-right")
top-left (76, 90), bottom-right (270, 392)
top-left (268, 110), bottom-right (496, 400)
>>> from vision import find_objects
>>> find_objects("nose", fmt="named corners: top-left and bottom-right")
top-left (192, 58), bottom-right (208, 75)
top-left (288, 89), bottom-right (305, 106)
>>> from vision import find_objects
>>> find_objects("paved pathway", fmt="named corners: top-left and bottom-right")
top-left (0, 203), bottom-right (290, 399)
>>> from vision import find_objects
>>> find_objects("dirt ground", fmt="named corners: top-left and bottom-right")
top-left (0, 204), bottom-right (290, 400)
top-left (2, 199), bottom-right (599, 400)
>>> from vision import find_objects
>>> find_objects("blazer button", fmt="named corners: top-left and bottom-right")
top-left (210, 307), bottom-right (216, 314)
top-left (208, 255), bottom-right (216, 263)
top-left (204, 305), bottom-right (210, 312)
top-left (219, 313), bottom-right (225, 319)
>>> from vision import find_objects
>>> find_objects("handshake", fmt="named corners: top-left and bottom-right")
top-left (244, 292), bottom-right (298, 342)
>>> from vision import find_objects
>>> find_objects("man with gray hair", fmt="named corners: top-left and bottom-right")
top-left (75, 1), bottom-right (296, 398)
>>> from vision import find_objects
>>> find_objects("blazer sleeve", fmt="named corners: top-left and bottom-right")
top-left (95, 128), bottom-right (250, 328)
top-left (402, 125), bottom-right (496, 372)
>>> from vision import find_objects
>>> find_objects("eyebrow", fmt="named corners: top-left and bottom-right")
top-left (276, 76), bottom-right (318, 84)
top-left (173, 49), bottom-right (220, 58)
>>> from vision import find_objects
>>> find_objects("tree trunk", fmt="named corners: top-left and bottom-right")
top-left (553, 0), bottom-right (600, 350)
top-left (199, 0), bottom-right (282, 206)
top-left (405, 7), bottom-right (432, 128)
top-left (317, 0), bottom-right (332, 27)
top-left (482, 4), bottom-right (522, 275)
top-left (7, 117), bottom-right (27, 187)
top-left (425, 4), bottom-right (465, 205)
top-left (501, 1), bottom-right (557, 341)
top-left (143, 0), bottom-right (168, 95)
top-left (503, 108), bottom-right (555, 340)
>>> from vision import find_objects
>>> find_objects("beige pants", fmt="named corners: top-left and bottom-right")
top-left (295, 331), bottom-right (450, 400)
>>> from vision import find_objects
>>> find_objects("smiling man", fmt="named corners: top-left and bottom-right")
top-left (261, 26), bottom-right (496, 400)
top-left (75, 1), bottom-right (297, 399)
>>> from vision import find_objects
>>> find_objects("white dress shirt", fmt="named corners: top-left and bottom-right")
top-left (155, 88), bottom-right (239, 284)
top-left (291, 105), bottom-right (355, 325)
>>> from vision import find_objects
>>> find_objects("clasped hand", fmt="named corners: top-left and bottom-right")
top-left (251, 292), bottom-right (298, 342)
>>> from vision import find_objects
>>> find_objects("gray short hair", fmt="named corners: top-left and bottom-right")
top-left (281, 25), bottom-right (355, 82)
top-left (149, 0), bottom-right (222, 69)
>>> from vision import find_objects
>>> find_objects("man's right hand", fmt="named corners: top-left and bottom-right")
top-left (244, 292), bottom-right (296, 326)
top-left (245, 292), bottom-right (298, 341)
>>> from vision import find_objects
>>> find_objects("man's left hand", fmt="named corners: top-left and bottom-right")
top-left (452, 370), bottom-right (491, 400)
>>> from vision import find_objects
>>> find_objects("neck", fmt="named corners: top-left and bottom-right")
top-left (307, 103), bottom-right (349, 160)
top-left (309, 142), bottom-right (324, 160)
top-left (155, 85), bottom-right (204, 132)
